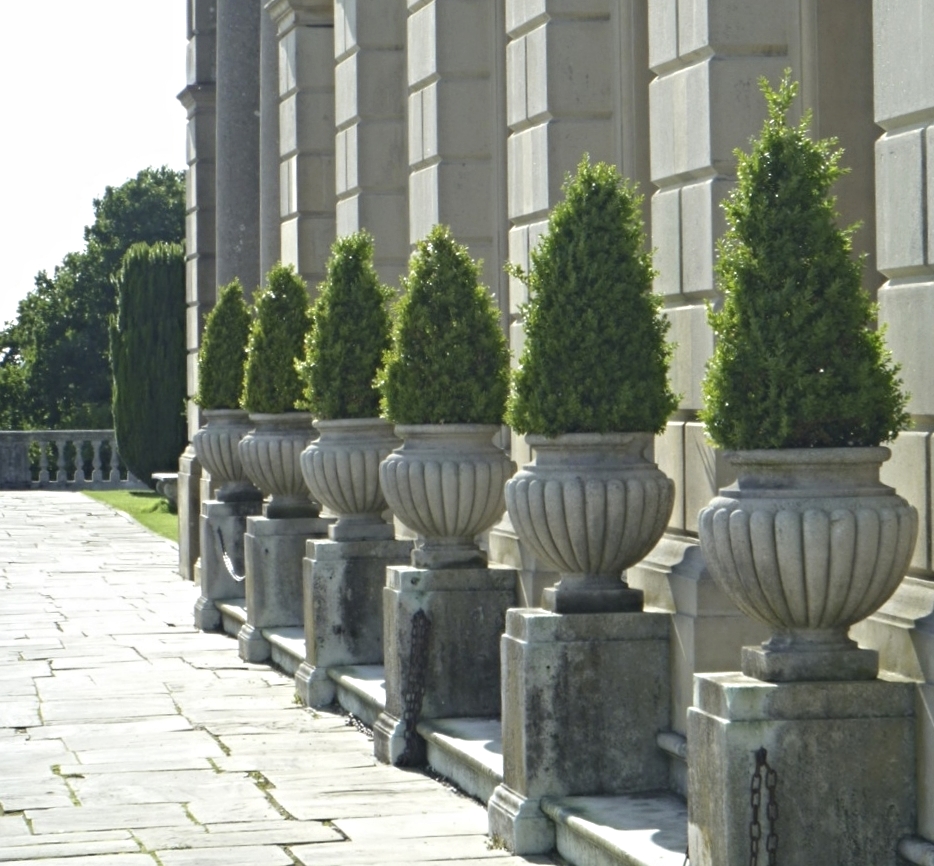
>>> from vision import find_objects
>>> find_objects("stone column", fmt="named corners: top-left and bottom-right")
top-left (259, 2), bottom-right (281, 282)
top-left (177, 0), bottom-right (217, 580)
top-left (491, 0), bottom-right (653, 607)
top-left (215, 0), bottom-right (262, 292)
top-left (406, 0), bottom-right (508, 302)
top-left (267, 0), bottom-right (336, 291)
top-left (334, 0), bottom-right (408, 286)
top-left (629, 0), bottom-right (877, 793)
top-left (866, 0), bottom-right (934, 841)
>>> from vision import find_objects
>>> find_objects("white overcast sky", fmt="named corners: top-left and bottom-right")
top-left (0, 0), bottom-right (188, 327)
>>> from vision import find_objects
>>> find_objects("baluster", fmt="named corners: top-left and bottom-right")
top-left (109, 437), bottom-right (121, 483)
top-left (73, 439), bottom-right (86, 484)
top-left (38, 439), bottom-right (50, 484)
top-left (91, 440), bottom-right (103, 483)
top-left (53, 440), bottom-right (66, 484)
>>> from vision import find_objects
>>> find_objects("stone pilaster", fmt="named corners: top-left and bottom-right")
top-left (259, 2), bottom-right (281, 282)
top-left (267, 0), bottom-right (336, 292)
top-left (869, 0), bottom-right (934, 839)
top-left (406, 0), bottom-right (508, 302)
top-left (177, 0), bottom-right (217, 579)
top-left (215, 0), bottom-right (262, 293)
top-left (334, 0), bottom-right (408, 286)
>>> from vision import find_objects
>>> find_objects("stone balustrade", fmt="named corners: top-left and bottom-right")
top-left (0, 430), bottom-right (147, 490)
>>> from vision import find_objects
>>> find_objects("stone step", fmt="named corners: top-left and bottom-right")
top-left (418, 717), bottom-right (504, 804)
top-left (329, 664), bottom-right (387, 726)
top-left (541, 794), bottom-right (688, 866)
top-left (216, 598), bottom-right (246, 637)
top-left (264, 626), bottom-right (305, 676)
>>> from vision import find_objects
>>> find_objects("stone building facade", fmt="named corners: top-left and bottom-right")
top-left (180, 0), bottom-right (934, 855)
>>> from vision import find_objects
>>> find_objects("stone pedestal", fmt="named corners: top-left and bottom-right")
top-left (488, 609), bottom-right (670, 854)
top-left (688, 673), bottom-right (915, 866)
top-left (295, 538), bottom-right (413, 707)
top-left (194, 498), bottom-right (262, 631)
top-left (373, 565), bottom-right (517, 766)
top-left (238, 515), bottom-right (330, 662)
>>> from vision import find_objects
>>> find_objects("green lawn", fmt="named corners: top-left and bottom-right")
top-left (83, 490), bottom-right (179, 543)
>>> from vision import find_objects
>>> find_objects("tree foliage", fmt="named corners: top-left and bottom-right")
top-left (700, 74), bottom-right (909, 449)
top-left (241, 264), bottom-right (311, 414)
top-left (110, 242), bottom-right (187, 487)
top-left (378, 225), bottom-right (509, 425)
top-left (298, 231), bottom-right (392, 419)
top-left (508, 156), bottom-right (677, 436)
top-left (196, 280), bottom-right (252, 410)
top-left (0, 167), bottom-right (185, 429)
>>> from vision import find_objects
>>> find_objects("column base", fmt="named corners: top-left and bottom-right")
top-left (193, 595), bottom-right (221, 632)
top-left (294, 661), bottom-right (335, 707)
top-left (688, 672), bottom-right (915, 866)
top-left (238, 621), bottom-right (270, 663)
top-left (373, 710), bottom-right (411, 766)
top-left (488, 783), bottom-right (555, 855)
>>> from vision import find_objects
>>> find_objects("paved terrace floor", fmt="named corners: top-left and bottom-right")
top-left (0, 492), bottom-right (554, 866)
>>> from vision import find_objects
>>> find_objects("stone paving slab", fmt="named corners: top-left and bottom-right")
top-left (0, 493), bottom-right (554, 865)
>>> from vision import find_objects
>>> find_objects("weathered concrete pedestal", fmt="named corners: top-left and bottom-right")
top-left (374, 565), bottom-right (517, 766)
top-left (237, 515), bottom-right (330, 662)
top-left (194, 498), bottom-right (262, 631)
top-left (295, 537), bottom-right (413, 707)
top-left (488, 610), bottom-right (671, 854)
top-left (687, 672), bottom-right (915, 866)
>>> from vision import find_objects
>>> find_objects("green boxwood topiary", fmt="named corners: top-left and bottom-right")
top-left (241, 263), bottom-right (311, 414)
top-left (379, 225), bottom-right (509, 425)
top-left (196, 279), bottom-right (252, 410)
top-left (110, 242), bottom-right (187, 487)
top-left (297, 231), bottom-right (392, 419)
top-left (700, 73), bottom-right (909, 450)
top-left (508, 156), bottom-right (677, 437)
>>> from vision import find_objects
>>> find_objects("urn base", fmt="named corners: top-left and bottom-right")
top-left (542, 576), bottom-right (643, 614)
top-left (742, 628), bottom-right (878, 682)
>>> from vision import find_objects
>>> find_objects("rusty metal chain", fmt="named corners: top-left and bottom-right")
top-left (750, 747), bottom-right (778, 866)
top-left (397, 609), bottom-right (430, 767)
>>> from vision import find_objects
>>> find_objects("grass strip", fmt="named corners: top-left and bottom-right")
top-left (83, 490), bottom-right (179, 543)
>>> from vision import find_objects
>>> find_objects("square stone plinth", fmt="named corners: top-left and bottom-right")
top-left (688, 673), bottom-right (916, 866)
top-left (238, 515), bottom-right (330, 663)
top-left (194, 498), bottom-right (262, 631)
top-left (374, 565), bottom-right (517, 766)
top-left (295, 537), bottom-right (413, 708)
top-left (489, 609), bottom-right (671, 854)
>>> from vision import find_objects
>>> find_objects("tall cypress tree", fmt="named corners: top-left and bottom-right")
top-left (110, 242), bottom-right (187, 486)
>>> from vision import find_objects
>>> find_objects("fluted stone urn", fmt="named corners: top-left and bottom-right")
top-left (507, 432), bottom-right (674, 613)
top-left (191, 409), bottom-right (261, 502)
top-left (300, 417), bottom-right (399, 541)
top-left (379, 424), bottom-right (514, 568)
top-left (238, 412), bottom-right (318, 519)
top-left (698, 447), bottom-right (917, 681)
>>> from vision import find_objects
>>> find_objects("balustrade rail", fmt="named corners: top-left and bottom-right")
top-left (0, 430), bottom-right (147, 491)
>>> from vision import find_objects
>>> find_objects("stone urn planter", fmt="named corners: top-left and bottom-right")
top-left (300, 417), bottom-right (399, 540)
top-left (379, 424), bottom-right (514, 568)
top-left (507, 433), bottom-right (674, 613)
top-left (192, 409), bottom-right (261, 502)
top-left (698, 447), bottom-right (917, 681)
top-left (238, 412), bottom-right (318, 519)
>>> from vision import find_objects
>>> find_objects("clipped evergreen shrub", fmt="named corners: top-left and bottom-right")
top-left (110, 242), bottom-right (187, 487)
top-left (508, 155), bottom-right (677, 437)
top-left (379, 225), bottom-right (509, 425)
top-left (700, 73), bottom-right (909, 449)
top-left (195, 279), bottom-right (252, 410)
top-left (297, 231), bottom-right (392, 419)
top-left (241, 263), bottom-right (311, 414)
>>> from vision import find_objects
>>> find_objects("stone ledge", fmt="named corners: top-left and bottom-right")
top-left (328, 664), bottom-right (387, 726)
top-left (541, 794), bottom-right (688, 866)
top-left (264, 626), bottom-right (305, 676)
top-left (418, 716), bottom-right (504, 803)
top-left (216, 599), bottom-right (247, 638)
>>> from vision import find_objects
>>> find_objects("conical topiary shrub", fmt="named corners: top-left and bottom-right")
top-left (196, 279), bottom-right (251, 410)
top-left (379, 224), bottom-right (509, 425)
top-left (503, 156), bottom-right (676, 613)
top-left (508, 155), bottom-right (677, 437)
top-left (241, 263), bottom-right (311, 415)
top-left (700, 73), bottom-right (908, 449)
top-left (110, 241), bottom-right (187, 488)
top-left (298, 231), bottom-right (391, 419)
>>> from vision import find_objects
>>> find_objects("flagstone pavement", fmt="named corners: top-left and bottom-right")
top-left (0, 492), bottom-right (555, 866)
